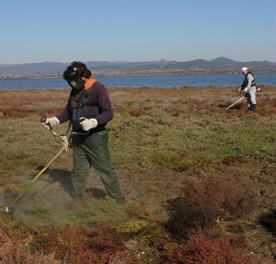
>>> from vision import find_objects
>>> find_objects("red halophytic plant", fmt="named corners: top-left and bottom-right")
top-left (164, 234), bottom-right (252, 264)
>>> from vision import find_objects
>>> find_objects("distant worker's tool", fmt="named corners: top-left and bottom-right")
top-left (4, 116), bottom-right (70, 214)
top-left (225, 96), bottom-right (245, 111)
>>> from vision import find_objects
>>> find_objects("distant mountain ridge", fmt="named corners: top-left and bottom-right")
top-left (1, 57), bottom-right (276, 76)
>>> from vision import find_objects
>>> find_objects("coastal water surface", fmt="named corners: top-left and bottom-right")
top-left (0, 73), bottom-right (276, 89)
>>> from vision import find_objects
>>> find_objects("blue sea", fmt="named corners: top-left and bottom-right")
top-left (0, 73), bottom-right (276, 90)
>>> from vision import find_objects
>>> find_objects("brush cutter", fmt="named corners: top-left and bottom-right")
top-left (4, 116), bottom-right (71, 214)
top-left (225, 87), bottom-right (262, 111)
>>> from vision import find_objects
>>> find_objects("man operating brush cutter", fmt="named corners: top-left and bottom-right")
top-left (239, 67), bottom-right (259, 111)
top-left (226, 67), bottom-right (260, 111)
top-left (43, 62), bottom-right (125, 204)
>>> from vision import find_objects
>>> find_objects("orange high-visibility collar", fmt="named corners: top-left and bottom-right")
top-left (84, 78), bottom-right (97, 90)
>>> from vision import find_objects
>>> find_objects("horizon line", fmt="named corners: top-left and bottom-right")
top-left (1, 57), bottom-right (276, 65)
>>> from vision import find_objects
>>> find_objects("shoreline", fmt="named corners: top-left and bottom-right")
top-left (2, 69), bottom-right (276, 81)
top-left (0, 85), bottom-right (275, 91)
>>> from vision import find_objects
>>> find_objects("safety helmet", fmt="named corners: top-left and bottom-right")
top-left (241, 67), bottom-right (249, 74)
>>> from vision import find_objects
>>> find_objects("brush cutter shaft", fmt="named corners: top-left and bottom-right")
top-left (225, 96), bottom-right (244, 110)
top-left (31, 146), bottom-right (66, 184)
top-left (12, 145), bottom-right (66, 205)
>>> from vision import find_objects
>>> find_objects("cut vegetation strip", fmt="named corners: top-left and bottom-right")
top-left (5, 145), bottom-right (67, 214)
top-left (5, 116), bottom-right (70, 214)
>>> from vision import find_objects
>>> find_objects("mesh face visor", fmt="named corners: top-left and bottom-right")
top-left (63, 66), bottom-right (81, 80)
top-left (63, 66), bottom-right (85, 91)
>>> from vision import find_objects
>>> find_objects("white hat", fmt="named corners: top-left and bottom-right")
top-left (242, 67), bottom-right (249, 73)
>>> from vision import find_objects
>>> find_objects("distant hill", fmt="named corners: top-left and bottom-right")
top-left (1, 57), bottom-right (276, 77)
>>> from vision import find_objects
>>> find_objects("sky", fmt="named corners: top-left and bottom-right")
top-left (0, 0), bottom-right (275, 64)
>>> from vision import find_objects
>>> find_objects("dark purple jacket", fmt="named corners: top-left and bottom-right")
top-left (57, 81), bottom-right (113, 132)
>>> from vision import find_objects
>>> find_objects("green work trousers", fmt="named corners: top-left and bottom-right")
top-left (71, 129), bottom-right (124, 202)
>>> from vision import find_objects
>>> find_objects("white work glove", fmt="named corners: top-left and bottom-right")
top-left (79, 117), bottom-right (98, 131)
top-left (42, 117), bottom-right (60, 130)
top-left (243, 87), bottom-right (249, 93)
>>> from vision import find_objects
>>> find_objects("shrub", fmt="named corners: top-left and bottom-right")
top-left (0, 219), bottom-right (126, 264)
top-left (54, 226), bottom-right (124, 264)
top-left (0, 227), bottom-right (60, 264)
top-left (164, 234), bottom-right (252, 264)
top-left (165, 175), bottom-right (255, 239)
top-left (30, 225), bottom-right (125, 264)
